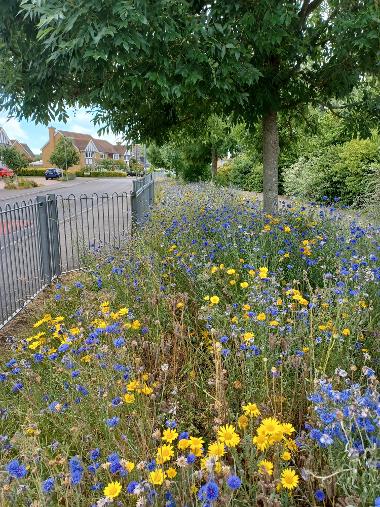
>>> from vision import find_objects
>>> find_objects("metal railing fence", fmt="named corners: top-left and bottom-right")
top-left (0, 174), bottom-right (154, 328)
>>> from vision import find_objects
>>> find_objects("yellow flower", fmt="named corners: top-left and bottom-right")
top-left (284, 438), bottom-right (298, 452)
top-left (162, 428), bottom-right (179, 443)
top-left (242, 304), bottom-right (251, 311)
top-left (281, 423), bottom-right (296, 436)
top-left (280, 468), bottom-right (299, 490)
top-left (176, 302), bottom-right (184, 309)
top-left (211, 266), bottom-right (218, 274)
top-left (240, 281), bottom-right (249, 289)
top-left (259, 267), bottom-right (268, 279)
top-left (125, 461), bottom-right (135, 472)
top-left (217, 425), bottom-right (240, 447)
top-left (281, 451), bottom-right (291, 461)
top-left (127, 380), bottom-right (140, 392)
top-left (189, 436), bottom-right (204, 456)
top-left (252, 432), bottom-right (269, 451)
top-left (260, 417), bottom-right (281, 435)
top-left (149, 469), bottom-right (166, 485)
top-left (243, 331), bottom-right (254, 342)
top-left (131, 320), bottom-right (141, 330)
top-left (208, 441), bottom-right (225, 458)
top-left (178, 438), bottom-right (190, 450)
top-left (269, 320), bottom-right (279, 327)
top-left (242, 403), bottom-right (261, 417)
top-left (284, 226), bottom-right (291, 233)
top-left (342, 328), bottom-right (350, 336)
top-left (28, 341), bottom-right (41, 350)
top-left (257, 313), bottom-right (266, 321)
top-left (166, 467), bottom-right (177, 479)
top-left (156, 444), bottom-right (174, 464)
top-left (263, 224), bottom-right (271, 232)
top-left (141, 385), bottom-right (153, 396)
top-left (227, 268), bottom-right (236, 275)
top-left (277, 298), bottom-right (283, 305)
top-left (238, 414), bottom-right (249, 430)
top-left (124, 393), bottom-right (135, 404)
top-left (248, 269), bottom-right (255, 276)
top-left (104, 481), bottom-right (122, 499)
top-left (258, 460), bottom-right (273, 476)
top-left (210, 295), bottom-right (220, 305)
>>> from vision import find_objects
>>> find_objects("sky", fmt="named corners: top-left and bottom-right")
top-left (0, 108), bottom-right (123, 156)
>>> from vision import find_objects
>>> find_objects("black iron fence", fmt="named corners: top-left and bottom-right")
top-left (0, 174), bottom-right (154, 328)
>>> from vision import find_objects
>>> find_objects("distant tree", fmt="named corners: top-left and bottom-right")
top-left (0, 146), bottom-right (28, 173)
top-left (49, 138), bottom-right (80, 171)
top-left (147, 143), bottom-right (165, 169)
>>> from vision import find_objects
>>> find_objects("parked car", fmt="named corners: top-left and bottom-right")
top-left (45, 168), bottom-right (63, 180)
top-left (0, 165), bottom-right (14, 178)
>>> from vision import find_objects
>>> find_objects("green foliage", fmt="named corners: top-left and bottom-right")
top-left (283, 135), bottom-right (380, 204)
top-left (50, 137), bottom-right (80, 170)
top-left (147, 143), bottom-right (165, 168)
top-left (17, 168), bottom-right (47, 176)
top-left (75, 170), bottom-right (127, 178)
top-left (128, 158), bottom-right (144, 176)
top-left (93, 158), bottom-right (127, 172)
top-left (215, 155), bottom-right (263, 192)
top-left (0, 146), bottom-right (28, 172)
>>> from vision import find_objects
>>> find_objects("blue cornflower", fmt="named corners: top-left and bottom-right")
top-left (106, 416), bottom-right (120, 428)
top-left (165, 419), bottom-right (177, 428)
top-left (42, 477), bottom-right (55, 493)
top-left (178, 431), bottom-right (189, 440)
top-left (198, 480), bottom-right (219, 502)
top-left (6, 459), bottom-right (28, 479)
top-left (89, 448), bottom-right (100, 461)
top-left (113, 337), bottom-right (125, 348)
top-left (374, 497), bottom-right (380, 507)
top-left (127, 481), bottom-right (139, 494)
top-left (69, 456), bottom-right (83, 485)
top-left (12, 382), bottom-right (23, 393)
top-left (226, 475), bottom-right (241, 490)
top-left (146, 459), bottom-right (157, 471)
top-left (186, 453), bottom-right (196, 464)
top-left (315, 489), bottom-right (325, 502)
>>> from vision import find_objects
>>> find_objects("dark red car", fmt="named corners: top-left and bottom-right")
top-left (0, 166), bottom-right (14, 178)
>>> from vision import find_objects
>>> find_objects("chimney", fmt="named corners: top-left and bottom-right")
top-left (48, 127), bottom-right (55, 148)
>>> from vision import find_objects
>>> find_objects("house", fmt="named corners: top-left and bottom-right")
top-left (0, 127), bottom-right (12, 149)
top-left (10, 140), bottom-right (35, 162)
top-left (42, 127), bottom-right (139, 169)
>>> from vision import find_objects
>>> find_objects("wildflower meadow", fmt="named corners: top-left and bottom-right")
top-left (0, 182), bottom-right (379, 506)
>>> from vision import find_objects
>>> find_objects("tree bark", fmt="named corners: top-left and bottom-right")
top-left (211, 146), bottom-right (218, 178)
top-left (262, 110), bottom-right (279, 215)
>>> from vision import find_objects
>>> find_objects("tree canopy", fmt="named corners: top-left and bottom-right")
top-left (0, 146), bottom-right (28, 173)
top-left (1, 0), bottom-right (379, 211)
top-left (49, 137), bottom-right (80, 170)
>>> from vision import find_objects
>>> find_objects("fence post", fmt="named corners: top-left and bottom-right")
top-left (130, 180), bottom-right (139, 232)
top-left (37, 196), bottom-right (52, 284)
top-left (47, 194), bottom-right (62, 277)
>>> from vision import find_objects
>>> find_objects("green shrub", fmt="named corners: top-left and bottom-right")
top-left (18, 178), bottom-right (39, 188)
top-left (75, 170), bottom-right (127, 178)
top-left (17, 168), bottom-right (47, 176)
top-left (94, 158), bottom-right (127, 172)
top-left (215, 154), bottom-right (263, 192)
top-left (283, 135), bottom-right (380, 204)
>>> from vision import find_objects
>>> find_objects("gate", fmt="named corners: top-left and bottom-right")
top-left (0, 174), bottom-right (154, 328)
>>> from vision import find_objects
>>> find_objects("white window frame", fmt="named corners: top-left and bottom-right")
top-left (113, 153), bottom-right (120, 160)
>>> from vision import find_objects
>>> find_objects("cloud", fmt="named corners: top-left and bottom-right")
top-left (0, 117), bottom-right (29, 142)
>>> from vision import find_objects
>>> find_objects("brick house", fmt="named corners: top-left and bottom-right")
top-left (0, 127), bottom-right (12, 149)
top-left (41, 127), bottom-right (132, 169)
top-left (10, 140), bottom-right (35, 162)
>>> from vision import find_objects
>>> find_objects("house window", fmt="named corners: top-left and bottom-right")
top-left (85, 150), bottom-right (94, 165)
top-left (113, 154), bottom-right (120, 160)
top-left (101, 153), bottom-right (106, 159)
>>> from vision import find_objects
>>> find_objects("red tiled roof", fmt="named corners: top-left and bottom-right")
top-left (113, 144), bottom-right (128, 155)
top-left (93, 138), bottom-right (117, 154)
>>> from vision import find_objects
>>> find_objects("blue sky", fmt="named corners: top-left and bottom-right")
top-left (0, 107), bottom-right (122, 156)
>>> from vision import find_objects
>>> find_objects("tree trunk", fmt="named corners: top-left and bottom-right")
top-left (211, 147), bottom-right (218, 178)
top-left (262, 110), bottom-right (279, 215)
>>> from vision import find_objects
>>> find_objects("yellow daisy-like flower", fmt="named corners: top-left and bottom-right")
top-left (210, 295), bottom-right (220, 305)
top-left (162, 428), bottom-right (179, 443)
top-left (281, 451), bottom-right (291, 461)
top-left (259, 267), bottom-right (268, 279)
top-left (141, 385), bottom-right (153, 396)
top-left (257, 312), bottom-right (266, 321)
top-left (260, 417), bottom-right (281, 435)
top-left (125, 461), bottom-right (135, 472)
top-left (126, 380), bottom-right (140, 392)
top-left (269, 320), bottom-right (279, 327)
top-left (238, 414), bottom-right (249, 430)
top-left (227, 268), bottom-right (236, 275)
top-left (156, 444), bottom-right (174, 464)
top-left (284, 438), bottom-right (298, 452)
top-left (243, 331), bottom-right (254, 342)
top-left (166, 467), bottom-right (177, 479)
top-left (124, 393), bottom-right (135, 404)
top-left (258, 460), bottom-right (274, 476)
top-left (178, 438), bottom-right (190, 450)
top-left (281, 423), bottom-right (296, 436)
top-left (242, 403), bottom-right (261, 417)
top-left (252, 432), bottom-right (269, 451)
top-left (280, 468), bottom-right (299, 490)
top-left (208, 441), bottom-right (225, 458)
top-left (284, 226), bottom-right (291, 233)
top-left (104, 481), bottom-right (122, 499)
top-left (217, 425), bottom-right (240, 447)
top-left (149, 469), bottom-right (166, 485)
top-left (189, 436), bottom-right (204, 456)
top-left (240, 281), bottom-right (249, 289)
top-left (342, 328), bottom-right (350, 336)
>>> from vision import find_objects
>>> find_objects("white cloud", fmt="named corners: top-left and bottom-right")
top-left (0, 117), bottom-right (29, 142)
top-left (30, 147), bottom-right (41, 155)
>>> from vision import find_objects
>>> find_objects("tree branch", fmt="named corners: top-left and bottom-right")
top-left (299, 0), bottom-right (324, 26)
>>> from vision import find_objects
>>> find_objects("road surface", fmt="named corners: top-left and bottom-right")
top-left (0, 178), bottom-right (135, 328)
